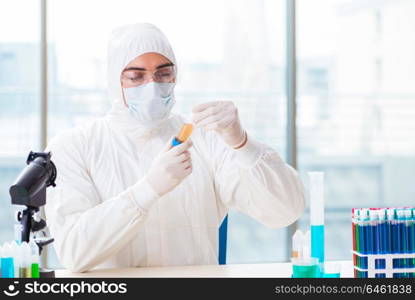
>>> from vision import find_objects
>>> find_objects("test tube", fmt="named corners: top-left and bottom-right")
top-left (404, 209), bottom-right (412, 277)
top-left (368, 209), bottom-right (378, 255)
top-left (360, 209), bottom-right (369, 254)
top-left (10, 242), bottom-right (20, 278)
top-left (360, 209), bottom-right (369, 269)
top-left (172, 124), bottom-right (193, 146)
top-left (397, 209), bottom-right (406, 277)
top-left (386, 208), bottom-right (395, 255)
top-left (352, 209), bottom-right (358, 252)
top-left (352, 209), bottom-right (359, 271)
top-left (378, 209), bottom-right (387, 255)
top-left (368, 209), bottom-right (380, 274)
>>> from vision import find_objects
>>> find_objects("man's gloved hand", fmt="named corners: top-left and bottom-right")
top-left (192, 101), bottom-right (246, 149)
top-left (145, 137), bottom-right (193, 197)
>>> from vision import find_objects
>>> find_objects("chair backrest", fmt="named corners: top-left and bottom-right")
top-left (218, 214), bottom-right (228, 265)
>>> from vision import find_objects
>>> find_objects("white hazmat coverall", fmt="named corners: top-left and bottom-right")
top-left (45, 23), bottom-right (305, 272)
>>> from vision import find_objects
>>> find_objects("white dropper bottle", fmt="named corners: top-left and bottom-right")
top-left (29, 239), bottom-right (40, 278)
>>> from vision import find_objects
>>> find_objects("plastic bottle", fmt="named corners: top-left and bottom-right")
top-left (10, 241), bottom-right (21, 278)
top-left (403, 209), bottom-right (412, 277)
top-left (359, 209), bottom-right (369, 272)
top-left (21, 242), bottom-right (32, 278)
top-left (386, 208), bottom-right (395, 255)
top-left (292, 229), bottom-right (304, 258)
top-left (1, 243), bottom-right (15, 278)
top-left (396, 209), bottom-right (406, 277)
top-left (29, 240), bottom-right (40, 278)
top-left (377, 209), bottom-right (387, 273)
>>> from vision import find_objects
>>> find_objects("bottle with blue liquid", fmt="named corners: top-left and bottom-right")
top-left (0, 239), bottom-right (40, 278)
top-left (0, 243), bottom-right (15, 278)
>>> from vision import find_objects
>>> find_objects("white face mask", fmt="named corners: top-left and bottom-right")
top-left (123, 82), bottom-right (176, 126)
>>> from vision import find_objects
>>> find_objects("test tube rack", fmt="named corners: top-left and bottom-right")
top-left (352, 251), bottom-right (415, 278)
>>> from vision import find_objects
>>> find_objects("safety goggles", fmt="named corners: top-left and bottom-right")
top-left (121, 65), bottom-right (176, 87)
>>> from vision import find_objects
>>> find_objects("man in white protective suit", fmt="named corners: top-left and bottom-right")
top-left (45, 23), bottom-right (305, 272)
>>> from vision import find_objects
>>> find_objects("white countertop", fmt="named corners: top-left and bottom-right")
top-left (55, 260), bottom-right (354, 278)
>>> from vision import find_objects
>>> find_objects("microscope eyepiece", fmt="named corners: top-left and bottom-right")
top-left (9, 151), bottom-right (57, 207)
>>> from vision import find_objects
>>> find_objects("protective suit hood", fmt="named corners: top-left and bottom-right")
top-left (106, 23), bottom-right (177, 132)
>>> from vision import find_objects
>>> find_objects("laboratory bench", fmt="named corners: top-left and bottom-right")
top-left (55, 260), bottom-right (353, 278)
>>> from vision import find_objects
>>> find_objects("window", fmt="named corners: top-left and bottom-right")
top-left (297, 0), bottom-right (415, 260)
top-left (0, 0), bottom-right (41, 243)
top-left (47, 0), bottom-right (287, 266)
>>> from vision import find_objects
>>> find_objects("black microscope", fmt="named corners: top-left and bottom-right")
top-left (9, 151), bottom-right (57, 278)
